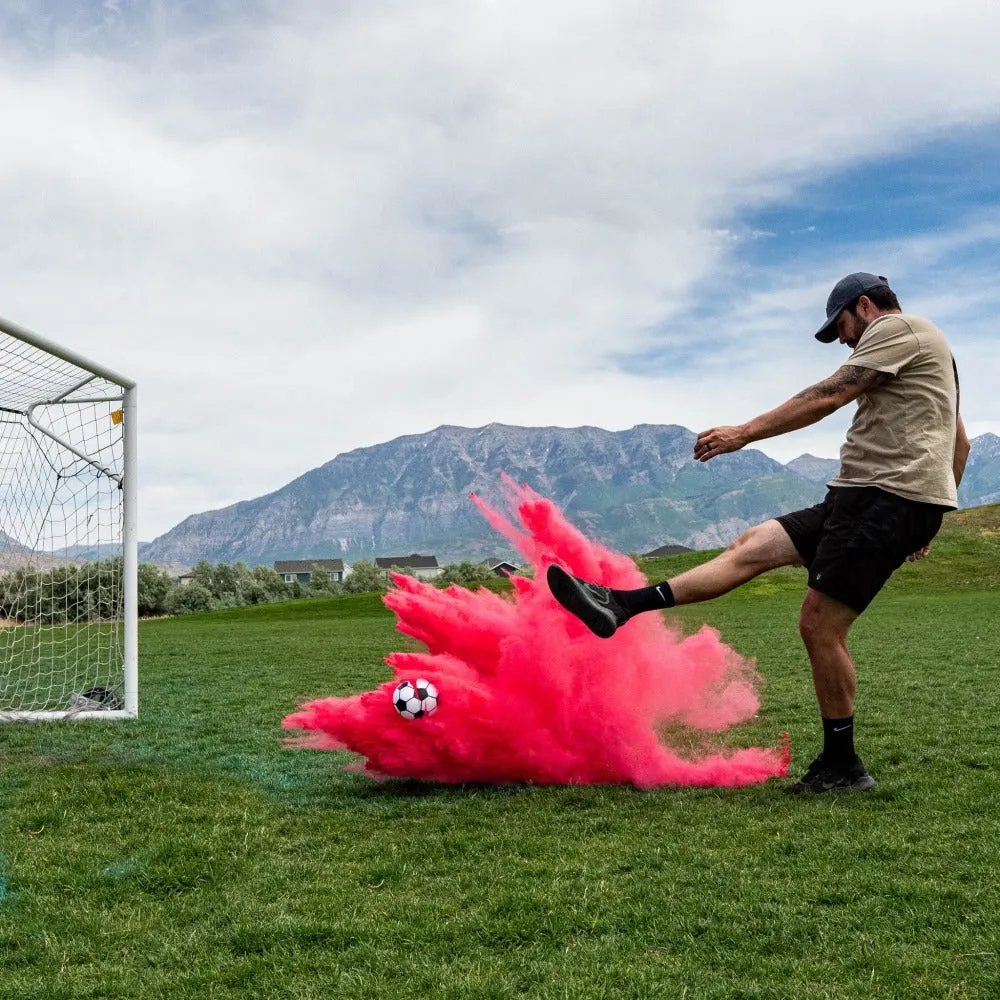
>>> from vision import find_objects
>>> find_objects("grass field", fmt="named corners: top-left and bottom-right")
top-left (2, 509), bottom-right (1000, 998)
top-left (0, 623), bottom-right (123, 711)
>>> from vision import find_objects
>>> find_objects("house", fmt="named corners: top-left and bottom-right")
top-left (480, 559), bottom-right (520, 577)
top-left (273, 559), bottom-right (345, 584)
top-left (642, 544), bottom-right (694, 558)
top-left (374, 554), bottom-right (441, 581)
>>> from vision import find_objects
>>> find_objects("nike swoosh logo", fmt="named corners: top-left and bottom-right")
top-left (832, 725), bottom-right (852, 733)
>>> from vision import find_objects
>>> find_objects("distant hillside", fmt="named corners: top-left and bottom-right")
top-left (643, 544), bottom-right (695, 558)
top-left (942, 500), bottom-right (1000, 531)
top-left (789, 433), bottom-right (1000, 506)
top-left (958, 432), bottom-right (1000, 507)
top-left (0, 531), bottom-right (73, 573)
top-left (638, 502), bottom-right (1000, 596)
top-left (143, 423), bottom-right (828, 566)
top-left (141, 425), bottom-right (1000, 568)
top-left (785, 454), bottom-right (840, 484)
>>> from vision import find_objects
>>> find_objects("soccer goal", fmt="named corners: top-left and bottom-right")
top-left (0, 315), bottom-right (137, 722)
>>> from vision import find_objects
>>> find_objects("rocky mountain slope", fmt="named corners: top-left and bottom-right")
top-left (785, 454), bottom-right (841, 483)
top-left (141, 425), bottom-right (1000, 567)
top-left (959, 432), bottom-right (1000, 507)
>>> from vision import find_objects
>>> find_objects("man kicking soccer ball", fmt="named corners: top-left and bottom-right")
top-left (548, 273), bottom-right (971, 793)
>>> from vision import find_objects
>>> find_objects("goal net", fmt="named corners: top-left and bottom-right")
top-left (0, 316), bottom-right (137, 721)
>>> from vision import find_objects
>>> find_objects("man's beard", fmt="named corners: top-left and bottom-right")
top-left (849, 311), bottom-right (870, 343)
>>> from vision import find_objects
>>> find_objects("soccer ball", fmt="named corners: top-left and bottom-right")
top-left (392, 678), bottom-right (439, 720)
top-left (68, 686), bottom-right (122, 711)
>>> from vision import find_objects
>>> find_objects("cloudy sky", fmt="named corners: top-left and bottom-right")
top-left (0, 1), bottom-right (998, 539)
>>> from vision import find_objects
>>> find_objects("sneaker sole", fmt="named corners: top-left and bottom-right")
top-left (546, 565), bottom-right (618, 638)
top-left (786, 775), bottom-right (877, 794)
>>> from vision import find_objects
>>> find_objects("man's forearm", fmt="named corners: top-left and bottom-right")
top-left (954, 442), bottom-right (971, 487)
top-left (741, 395), bottom-right (841, 446)
top-left (694, 365), bottom-right (888, 462)
top-left (953, 416), bottom-right (971, 487)
top-left (744, 366), bottom-right (889, 444)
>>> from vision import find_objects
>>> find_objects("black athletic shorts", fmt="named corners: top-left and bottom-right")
top-left (776, 486), bottom-right (948, 614)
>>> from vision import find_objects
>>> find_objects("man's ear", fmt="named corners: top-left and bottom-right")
top-left (854, 295), bottom-right (875, 320)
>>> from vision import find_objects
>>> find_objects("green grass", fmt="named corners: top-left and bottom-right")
top-left (2, 512), bottom-right (1000, 998)
top-left (0, 623), bottom-right (123, 709)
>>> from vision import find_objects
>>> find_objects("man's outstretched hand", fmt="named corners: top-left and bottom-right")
top-left (694, 425), bottom-right (749, 462)
top-left (906, 544), bottom-right (931, 562)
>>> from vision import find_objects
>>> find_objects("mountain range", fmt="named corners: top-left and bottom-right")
top-left (140, 425), bottom-right (1000, 568)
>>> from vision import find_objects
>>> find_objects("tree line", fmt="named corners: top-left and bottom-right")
top-left (0, 558), bottom-right (512, 623)
top-left (0, 561), bottom-right (123, 624)
top-left (143, 558), bottom-right (509, 617)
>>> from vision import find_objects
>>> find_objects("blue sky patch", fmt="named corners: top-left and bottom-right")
top-left (619, 120), bottom-right (1000, 379)
top-left (730, 123), bottom-right (1000, 270)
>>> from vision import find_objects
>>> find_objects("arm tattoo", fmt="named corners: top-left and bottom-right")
top-left (794, 365), bottom-right (891, 401)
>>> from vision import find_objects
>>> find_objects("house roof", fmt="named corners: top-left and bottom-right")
top-left (273, 559), bottom-right (345, 573)
top-left (374, 554), bottom-right (439, 569)
top-left (480, 559), bottom-right (520, 572)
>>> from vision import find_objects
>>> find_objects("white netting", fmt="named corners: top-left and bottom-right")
top-left (0, 331), bottom-right (128, 717)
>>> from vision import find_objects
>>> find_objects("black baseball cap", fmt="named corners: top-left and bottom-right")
top-left (815, 272), bottom-right (890, 343)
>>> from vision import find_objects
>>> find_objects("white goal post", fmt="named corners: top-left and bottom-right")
top-left (0, 315), bottom-right (137, 722)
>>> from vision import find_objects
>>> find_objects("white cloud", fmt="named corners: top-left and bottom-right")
top-left (0, 1), bottom-right (996, 536)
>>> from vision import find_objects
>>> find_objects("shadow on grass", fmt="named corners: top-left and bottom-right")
top-left (3, 724), bottom-right (900, 817)
top-left (344, 776), bottom-right (538, 800)
top-left (275, 765), bottom-right (798, 810)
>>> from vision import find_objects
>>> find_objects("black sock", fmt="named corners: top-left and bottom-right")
top-left (610, 580), bottom-right (675, 615)
top-left (821, 715), bottom-right (856, 767)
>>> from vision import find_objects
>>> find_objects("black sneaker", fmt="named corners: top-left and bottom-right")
top-left (786, 753), bottom-right (876, 794)
top-left (546, 564), bottom-right (631, 638)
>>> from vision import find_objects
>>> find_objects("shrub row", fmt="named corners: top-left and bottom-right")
top-left (0, 558), bottom-right (513, 623)
top-left (144, 558), bottom-right (509, 617)
top-left (0, 561), bottom-right (123, 624)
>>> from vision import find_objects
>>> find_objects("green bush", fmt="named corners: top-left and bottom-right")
top-left (305, 565), bottom-right (344, 596)
top-left (138, 563), bottom-right (172, 616)
top-left (343, 559), bottom-right (390, 594)
top-left (158, 561), bottom-right (305, 615)
top-left (250, 565), bottom-right (292, 602)
top-left (436, 561), bottom-right (499, 588)
top-left (164, 581), bottom-right (214, 615)
top-left (0, 559), bottom-right (124, 624)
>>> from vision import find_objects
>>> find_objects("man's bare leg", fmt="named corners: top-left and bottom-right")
top-left (787, 587), bottom-right (875, 792)
top-left (798, 588), bottom-right (858, 718)
top-left (668, 519), bottom-right (804, 605)
top-left (548, 518), bottom-right (804, 634)
top-left (547, 519), bottom-right (802, 638)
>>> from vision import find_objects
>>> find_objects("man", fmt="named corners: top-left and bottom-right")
top-left (548, 272), bottom-right (971, 793)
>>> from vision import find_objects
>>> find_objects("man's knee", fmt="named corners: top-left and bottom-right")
top-left (799, 589), bottom-right (856, 648)
top-left (726, 521), bottom-right (799, 573)
top-left (799, 599), bottom-right (824, 649)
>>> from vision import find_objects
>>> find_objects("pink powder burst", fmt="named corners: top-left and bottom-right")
top-left (283, 476), bottom-right (789, 788)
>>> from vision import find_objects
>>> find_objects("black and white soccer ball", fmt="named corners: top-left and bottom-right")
top-left (68, 686), bottom-right (123, 711)
top-left (392, 678), bottom-right (439, 720)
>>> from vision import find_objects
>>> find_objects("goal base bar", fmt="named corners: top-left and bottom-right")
top-left (0, 710), bottom-right (138, 723)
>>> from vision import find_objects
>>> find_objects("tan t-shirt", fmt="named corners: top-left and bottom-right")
top-left (828, 313), bottom-right (958, 507)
